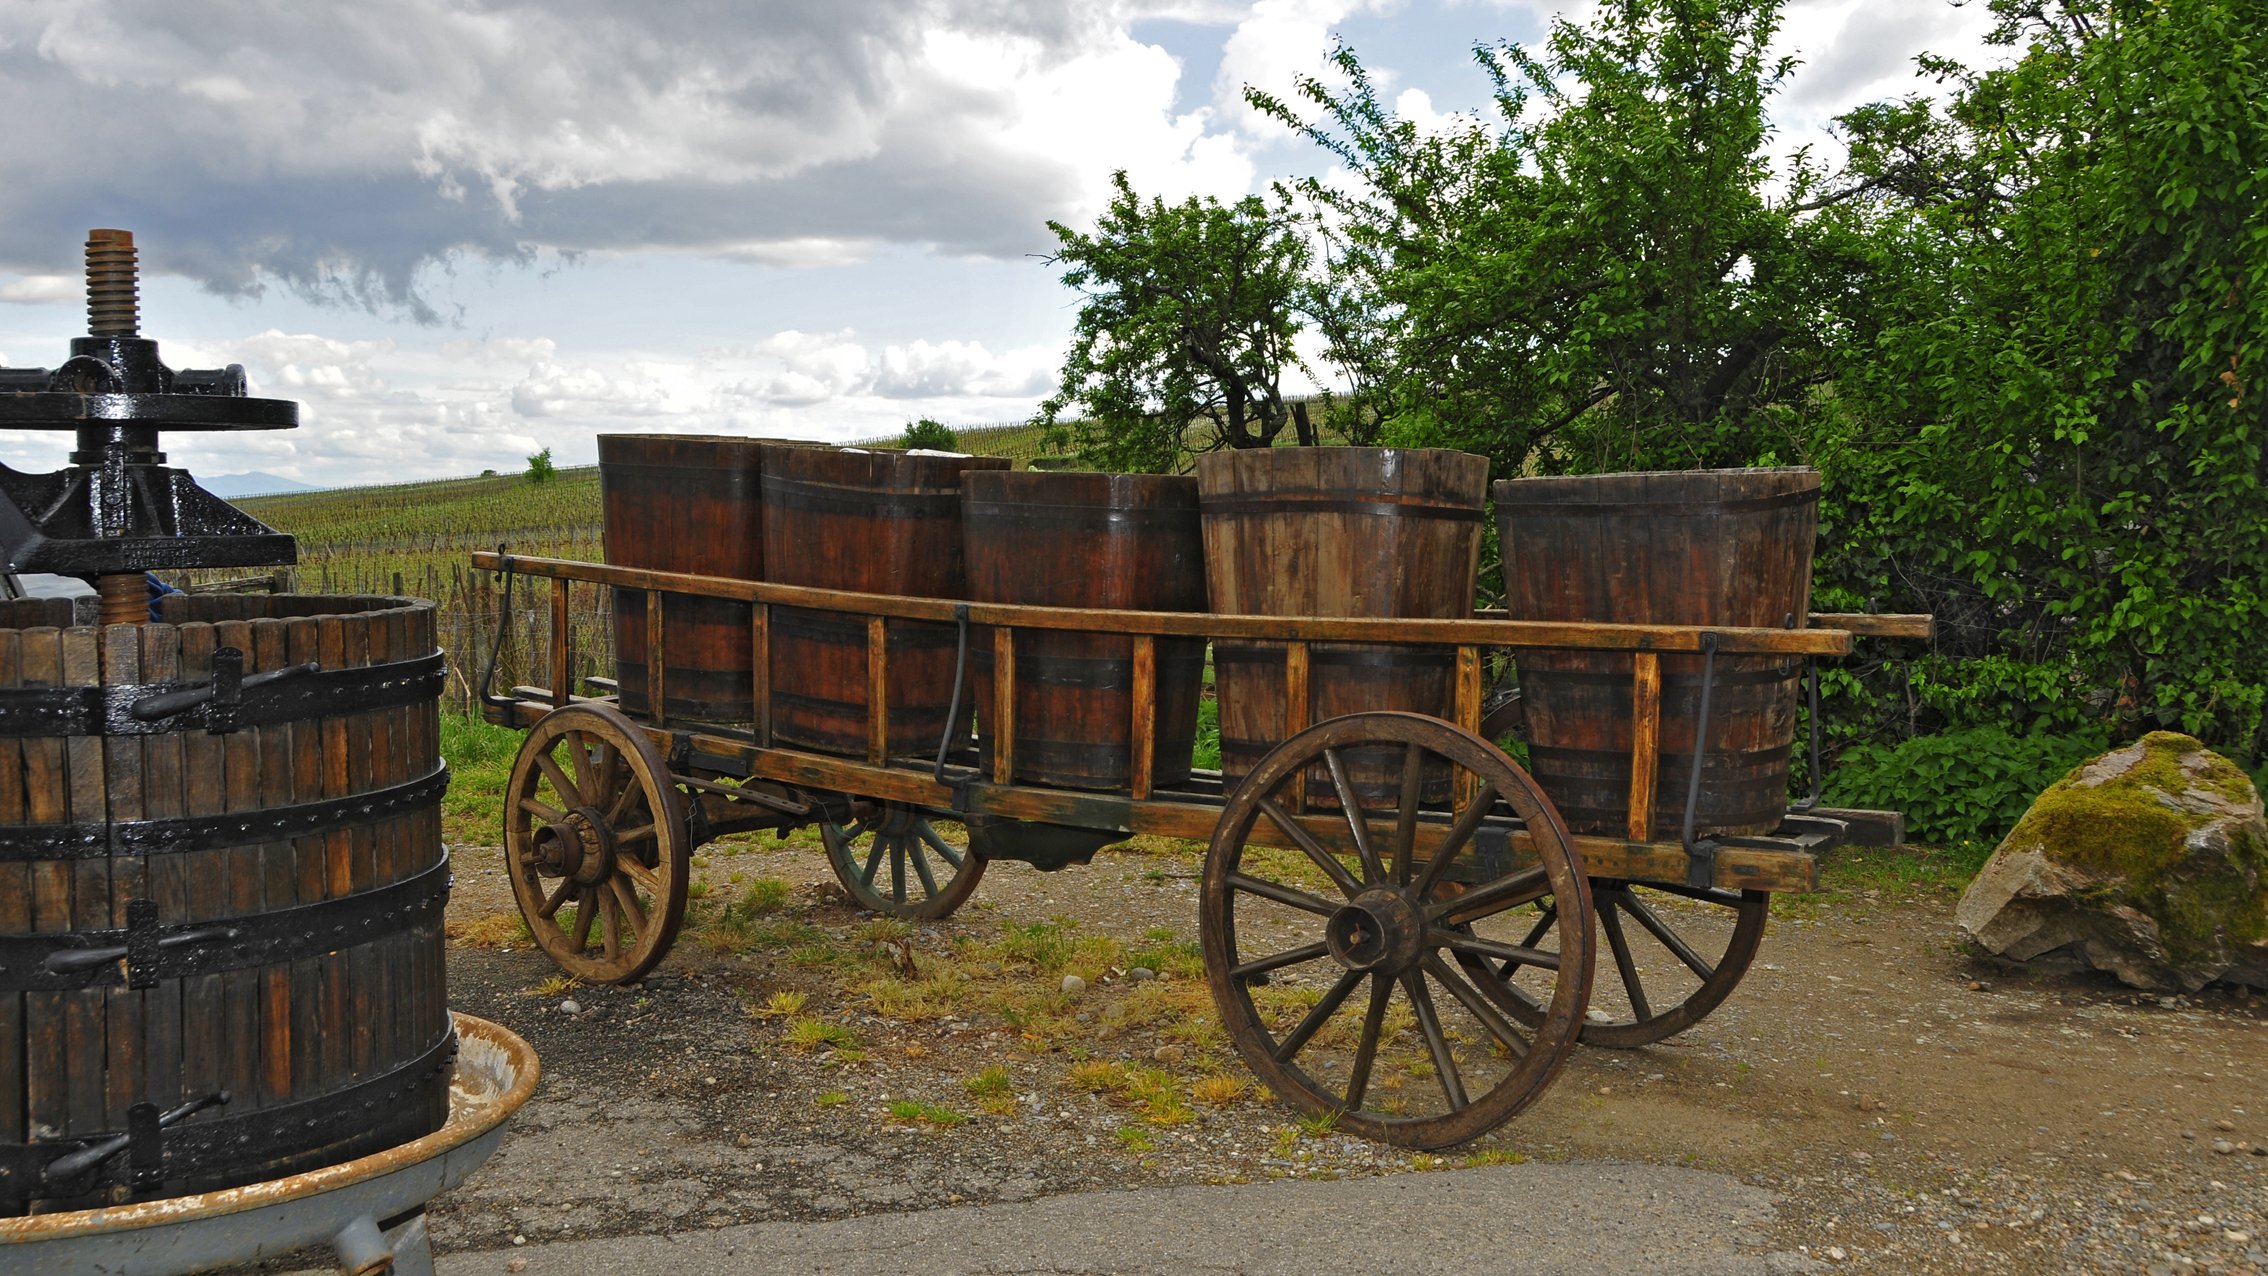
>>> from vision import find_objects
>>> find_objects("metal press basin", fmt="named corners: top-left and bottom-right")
top-left (0, 1011), bottom-right (539, 1275)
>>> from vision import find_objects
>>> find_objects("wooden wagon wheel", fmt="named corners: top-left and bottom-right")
top-left (821, 800), bottom-right (986, 920)
top-left (1200, 711), bottom-right (1595, 1149)
top-left (505, 703), bottom-right (692, 984)
top-left (1480, 881), bottom-right (1769, 1049)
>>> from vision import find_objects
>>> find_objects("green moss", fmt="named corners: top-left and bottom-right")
top-left (2002, 732), bottom-right (2267, 965)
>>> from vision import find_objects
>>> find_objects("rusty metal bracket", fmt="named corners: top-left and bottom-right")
top-left (1680, 632), bottom-right (1722, 889)
top-left (935, 603), bottom-right (971, 785)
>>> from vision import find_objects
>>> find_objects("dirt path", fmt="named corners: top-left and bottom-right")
top-left (425, 833), bottom-right (2265, 1276)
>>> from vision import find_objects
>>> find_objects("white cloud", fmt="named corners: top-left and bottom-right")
top-left (509, 361), bottom-right (672, 419)
top-left (0, 276), bottom-right (75, 305)
top-left (1214, 0), bottom-right (1387, 136)
top-left (0, 0), bottom-right (1274, 307)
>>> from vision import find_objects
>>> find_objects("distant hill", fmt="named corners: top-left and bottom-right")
top-left (203, 471), bottom-right (318, 498)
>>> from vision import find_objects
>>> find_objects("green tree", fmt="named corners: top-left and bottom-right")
top-left (1035, 171), bottom-right (1312, 472)
top-left (1824, 0), bottom-right (2268, 754)
top-left (1250, 0), bottom-right (1866, 472)
top-left (901, 418), bottom-right (958, 451)
top-left (524, 446), bottom-right (556, 485)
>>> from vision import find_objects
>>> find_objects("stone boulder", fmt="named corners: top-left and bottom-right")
top-left (1955, 731), bottom-right (2268, 992)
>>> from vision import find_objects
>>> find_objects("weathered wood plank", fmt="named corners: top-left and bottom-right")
top-left (991, 627), bottom-right (1015, 785)
top-left (866, 616), bottom-right (888, 766)
top-left (551, 577), bottom-right (572, 710)
top-left (1809, 612), bottom-right (1934, 640)
top-left (1128, 635), bottom-right (1156, 802)
top-left (750, 604), bottom-right (771, 748)
top-left (60, 626), bottom-right (109, 1137)
top-left (1627, 651), bottom-right (1662, 841)
top-left (473, 553), bottom-right (1854, 656)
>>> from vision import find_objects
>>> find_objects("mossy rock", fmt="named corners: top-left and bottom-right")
top-left (1955, 731), bottom-right (2268, 991)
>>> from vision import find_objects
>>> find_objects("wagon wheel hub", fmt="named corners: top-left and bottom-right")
top-left (533, 807), bottom-right (616, 886)
top-left (1326, 888), bottom-right (1425, 975)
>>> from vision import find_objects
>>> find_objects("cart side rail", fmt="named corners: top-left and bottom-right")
top-left (473, 549), bottom-right (1927, 850)
top-left (470, 551), bottom-right (1869, 656)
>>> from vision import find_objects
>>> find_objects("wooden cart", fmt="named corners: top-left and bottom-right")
top-left (473, 549), bottom-right (1925, 1148)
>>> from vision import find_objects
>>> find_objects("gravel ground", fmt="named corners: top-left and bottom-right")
top-left (240, 829), bottom-right (2268, 1275)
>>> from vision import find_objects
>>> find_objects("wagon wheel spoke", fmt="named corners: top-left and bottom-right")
top-left (599, 887), bottom-right (623, 961)
top-left (1457, 950), bottom-right (1547, 1020)
top-left (570, 887), bottom-right (599, 951)
top-left (1596, 893), bottom-right (1652, 1023)
top-left (610, 877), bottom-right (649, 939)
top-left (889, 837), bottom-right (908, 905)
top-left (1519, 904), bottom-right (1558, 951)
top-left (1427, 926), bottom-right (1560, 972)
top-left (1271, 968), bottom-right (1366, 1064)
top-left (1224, 872), bottom-right (1338, 917)
top-left (1343, 974), bottom-right (1393, 1111)
top-left (534, 752), bottom-right (584, 808)
top-left (1568, 883), bottom-right (1769, 1049)
top-left (1392, 743), bottom-right (1424, 886)
top-left (1411, 783), bottom-right (1498, 899)
top-left (908, 839), bottom-right (942, 898)
top-left (617, 856), bottom-right (662, 897)
top-left (1402, 971), bottom-right (1468, 1112)
top-left (1229, 941), bottom-right (1331, 983)
top-left (1422, 953), bottom-right (1528, 1061)
top-left (539, 878), bottom-right (575, 920)
top-left (569, 734), bottom-right (600, 806)
top-left (1619, 892), bottom-right (1716, 979)
top-left (1257, 797), bottom-right (1361, 897)
top-left (915, 824), bottom-right (963, 869)
top-left (859, 837), bottom-right (886, 887)
top-left (604, 759), bottom-right (643, 823)
top-left (1431, 865), bottom-right (1551, 926)
top-left (519, 796), bottom-right (566, 824)
top-left (1321, 748), bottom-right (1386, 885)
top-left (612, 822), bottom-right (657, 847)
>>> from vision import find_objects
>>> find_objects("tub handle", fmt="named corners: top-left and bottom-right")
top-left (40, 1089), bottom-right (229, 1188)
top-left (128, 647), bottom-right (321, 732)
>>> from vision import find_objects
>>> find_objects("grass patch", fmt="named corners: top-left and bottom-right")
top-left (1190, 1074), bottom-right (1247, 1107)
top-left (526, 974), bottom-right (577, 998)
top-left (857, 975), bottom-right (963, 1022)
top-left (885, 1099), bottom-right (965, 1128)
top-left (748, 990), bottom-right (807, 1019)
top-left (963, 1065), bottom-right (1014, 1097)
top-left (1462, 1148), bottom-right (1528, 1167)
top-left (448, 910), bottom-right (531, 948)
top-left (782, 1016), bottom-right (857, 1052)
top-left (996, 919), bottom-right (1079, 972)
top-left (964, 1065), bottom-right (1017, 1115)
top-left (689, 905), bottom-right (827, 957)
top-left (1115, 1125), bottom-right (1156, 1153)
top-left (438, 714), bottom-right (524, 844)
top-left (816, 1090), bottom-right (850, 1108)
top-left (1822, 841), bottom-right (1997, 900)
top-left (1125, 936), bottom-right (1205, 979)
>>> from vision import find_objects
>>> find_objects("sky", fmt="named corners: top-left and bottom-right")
top-left (0, 0), bottom-right (1995, 489)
